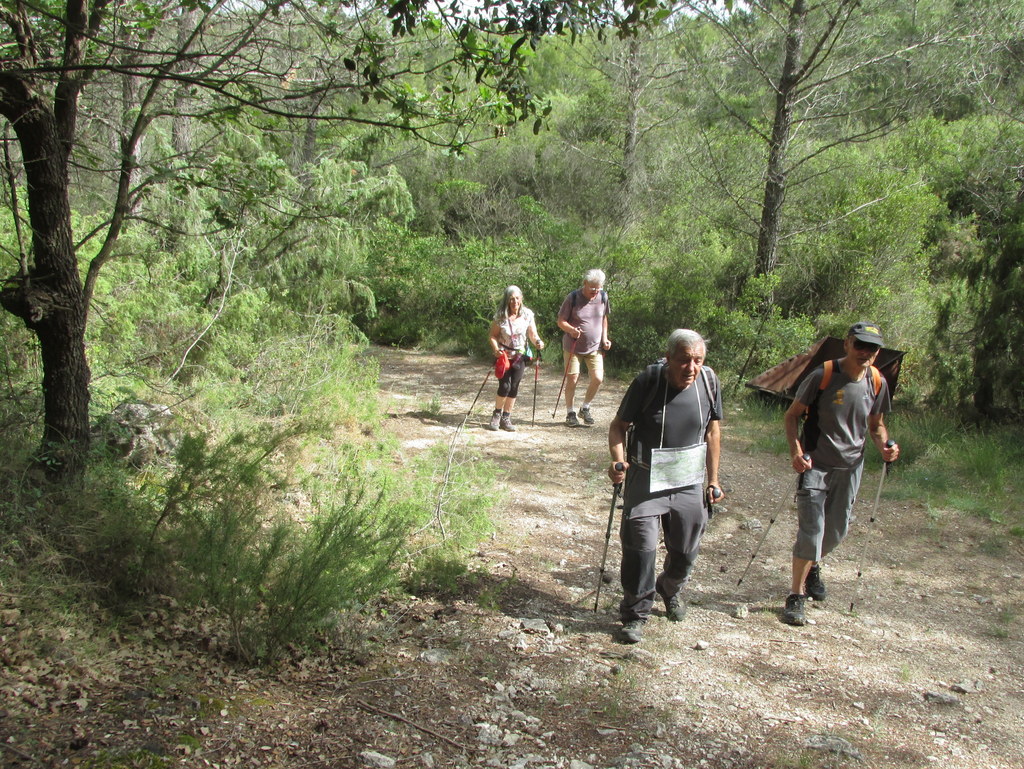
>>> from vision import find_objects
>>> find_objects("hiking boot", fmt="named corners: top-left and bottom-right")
top-left (664, 594), bottom-right (688, 622)
top-left (805, 564), bottom-right (827, 602)
top-left (579, 406), bottom-right (595, 425)
top-left (499, 413), bottom-right (516, 432)
top-left (487, 410), bottom-right (501, 431)
top-left (565, 411), bottom-right (581, 428)
top-left (618, 620), bottom-right (645, 644)
top-left (783, 593), bottom-right (807, 626)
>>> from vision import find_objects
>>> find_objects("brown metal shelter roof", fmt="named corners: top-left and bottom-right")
top-left (745, 337), bottom-right (906, 401)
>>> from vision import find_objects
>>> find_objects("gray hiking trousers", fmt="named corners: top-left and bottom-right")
top-left (618, 485), bottom-right (707, 623)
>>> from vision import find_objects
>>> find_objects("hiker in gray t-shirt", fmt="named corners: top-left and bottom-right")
top-left (781, 322), bottom-right (900, 626)
top-left (607, 329), bottom-right (723, 644)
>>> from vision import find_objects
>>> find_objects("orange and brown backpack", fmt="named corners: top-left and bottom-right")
top-left (801, 359), bottom-right (882, 453)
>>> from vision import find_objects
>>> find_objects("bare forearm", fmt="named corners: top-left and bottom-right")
top-left (609, 418), bottom-right (628, 465)
top-left (705, 421), bottom-right (721, 487)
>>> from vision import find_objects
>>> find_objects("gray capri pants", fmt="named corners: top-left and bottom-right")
top-left (793, 462), bottom-right (864, 562)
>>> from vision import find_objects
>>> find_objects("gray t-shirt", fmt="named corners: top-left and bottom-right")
top-left (558, 290), bottom-right (609, 355)
top-left (795, 362), bottom-right (891, 469)
top-left (617, 364), bottom-right (722, 510)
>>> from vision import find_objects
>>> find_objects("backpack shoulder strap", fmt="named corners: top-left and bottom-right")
top-left (803, 360), bottom-right (835, 415)
top-left (626, 362), bottom-right (663, 466)
top-left (700, 366), bottom-right (716, 404)
top-left (819, 359), bottom-right (835, 392)
top-left (638, 362), bottom-right (665, 413)
top-left (700, 366), bottom-right (717, 432)
top-left (808, 361), bottom-right (881, 411)
top-left (570, 288), bottom-right (609, 311)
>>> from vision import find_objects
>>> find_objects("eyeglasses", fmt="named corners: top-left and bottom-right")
top-left (852, 340), bottom-right (880, 352)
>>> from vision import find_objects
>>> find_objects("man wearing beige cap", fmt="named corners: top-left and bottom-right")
top-left (781, 322), bottom-right (900, 626)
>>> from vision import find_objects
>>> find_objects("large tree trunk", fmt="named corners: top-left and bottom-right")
top-left (754, 0), bottom-right (807, 278)
top-left (0, 103), bottom-right (91, 479)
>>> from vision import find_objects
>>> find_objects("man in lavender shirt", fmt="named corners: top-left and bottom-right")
top-left (557, 269), bottom-right (612, 428)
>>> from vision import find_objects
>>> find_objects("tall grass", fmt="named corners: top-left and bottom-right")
top-left (728, 391), bottom-right (791, 458)
top-left (888, 411), bottom-right (1023, 530)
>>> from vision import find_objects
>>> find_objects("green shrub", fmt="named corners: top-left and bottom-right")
top-left (361, 208), bottom-right (590, 355)
top-left (148, 428), bottom-right (404, 661)
top-left (0, 316), bottom-right (42, 444)
top-left (399, 443), bottom-right (499, 597)
top-left (132, 418), bottom-right (499, 661)
top-left (403, 552), bottom-right (470, 597)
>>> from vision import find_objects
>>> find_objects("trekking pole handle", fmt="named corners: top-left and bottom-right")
top-left (883, 438), bottom-right (896, 471)
top-left (796, 453), bottom-right (811, 473)
top-left (707, 484), bottom-right (723, 516)
top-left (611, 462), bottom-right (625, 489)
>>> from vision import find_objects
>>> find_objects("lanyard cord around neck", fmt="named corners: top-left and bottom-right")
top-left (658, 368), bottom-right (707, 449)
top-left (502, 314), bottom-right (521, 352)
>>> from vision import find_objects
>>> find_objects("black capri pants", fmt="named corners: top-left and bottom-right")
top-left (497, 355), bottom-right (527, 398)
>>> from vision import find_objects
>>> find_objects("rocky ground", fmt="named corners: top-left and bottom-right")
top-left (1, 346), bottom-right (1022, 769)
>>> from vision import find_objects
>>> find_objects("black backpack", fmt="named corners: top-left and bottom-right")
top-left (626, 361), bottom-right (717, 467)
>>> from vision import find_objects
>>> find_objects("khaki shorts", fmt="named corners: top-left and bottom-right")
top-left (563, 349), bottom-right (604, 379)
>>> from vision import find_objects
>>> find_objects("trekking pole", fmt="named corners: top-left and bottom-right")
top-left (551, 338), bottom-right (578, 418)
top-left (594, 462), bottom-right (625, 612)
top-left (465, 369), bottom-right (492, 426)
top-left (435, 368), bottom-right (492, 521)
top-left (849, 439), bottom-right (896, 613)
top-left (531, 354), bottom-right (541, 426)
top-left (736, 456), bottom-right (807, 588)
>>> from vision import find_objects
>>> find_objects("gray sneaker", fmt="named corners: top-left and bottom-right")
top-left (487, 410), bottom-right (501, 431)
top-left (499, 414), bottom-right (516, 432)
top-left (783, 593), bottom-right (807, 626)
top-left (579, 406), bottom-right (595, 425)
top-left (805, 564), bottom-right (827, 601)
top-left (618, 620), bottom-right (645, 644)
top-left (565, 411), bottom-right (581, 428)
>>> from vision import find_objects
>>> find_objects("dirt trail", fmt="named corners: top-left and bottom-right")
top-left (371, 346), bottom-right (1024, 769)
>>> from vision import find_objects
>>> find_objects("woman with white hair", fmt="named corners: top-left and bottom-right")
top-left (487, 286), bottom-right (544, 432)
